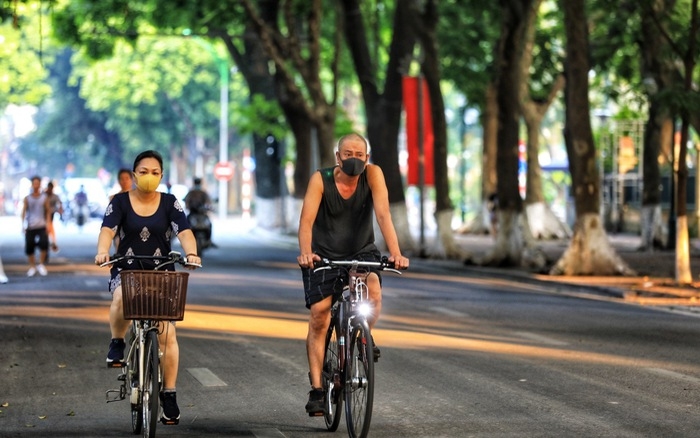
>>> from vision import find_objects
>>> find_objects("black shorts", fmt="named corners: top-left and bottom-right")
top-left (25, 227), bottom-right (49, 255)
top-left (302, 250), bottom-right (383, 309)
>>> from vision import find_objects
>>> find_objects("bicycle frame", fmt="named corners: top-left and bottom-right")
top-left (318, 258), bottom-right (401, 438)
top-left (103, 251), bottom-right (198, 437)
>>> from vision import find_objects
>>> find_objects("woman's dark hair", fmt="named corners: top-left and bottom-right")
top-left (133, 150), bottom-right (164, 171)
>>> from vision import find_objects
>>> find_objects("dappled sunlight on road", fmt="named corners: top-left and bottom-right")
top-left (0, 296), bottom-right (689, 373)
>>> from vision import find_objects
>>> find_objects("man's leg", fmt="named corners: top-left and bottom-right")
top-left (306, 296), bottom-right (332, 390)
top-left (366, 273), bottom-right (382, 361)
top-left (366, 273), bottom-right (382, 329)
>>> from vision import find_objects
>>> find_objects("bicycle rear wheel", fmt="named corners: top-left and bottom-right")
top-left (142, 330), bottom-right (160, 438)
top-left (323, 318), bottom-right (343, 431)
top-left (344, 325), bottom-right (374, 438)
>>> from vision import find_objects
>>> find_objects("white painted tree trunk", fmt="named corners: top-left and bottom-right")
top-left (675, 215), bottom-right (692, 284)
top-left (456, 201), bottom-right (493, 235)
top-left (639, 204), bottom-right (667, 250)
top-left (255, 196), bottom-right (284, 230)
top-left (477, 210), bottom-right (523, 266)
top-left (525, 201), bottom-right (571, 239)
top-left (427, 209), bottom-right (469, 259)
top-left (374, 202), bottom-right (416, 255)
top-left (550, 213), bottom-right (635, 275)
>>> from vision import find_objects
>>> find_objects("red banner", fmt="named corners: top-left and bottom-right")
top-left (402, 76), bottom-right (434, 186)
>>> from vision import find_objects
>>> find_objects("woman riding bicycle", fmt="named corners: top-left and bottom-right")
top-left (297, 133), bottom-right (409, 416)
top-left (95, 150), bottom-right (201, 426)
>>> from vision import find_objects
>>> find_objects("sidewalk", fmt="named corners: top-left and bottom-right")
top-left (448, 232), bottom-right (700, 313)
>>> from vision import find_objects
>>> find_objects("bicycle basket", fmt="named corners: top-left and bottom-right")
top-left (120, 270), bottom-right (189, 321)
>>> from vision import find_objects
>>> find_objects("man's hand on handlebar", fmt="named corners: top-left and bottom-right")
top-left (388, 254), bottom-right (409, 270)
top-left (298, 252), bottom-right (321, 268)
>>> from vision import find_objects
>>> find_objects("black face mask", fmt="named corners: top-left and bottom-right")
top-left (340, 157), bottom-right (366, 176)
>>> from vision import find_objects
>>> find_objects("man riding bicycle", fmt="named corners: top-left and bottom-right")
top-left (297, 132), bottom-right (409, 416)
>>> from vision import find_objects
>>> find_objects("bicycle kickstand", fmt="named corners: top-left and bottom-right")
top-left (105, 379), bottom-right (127, 403)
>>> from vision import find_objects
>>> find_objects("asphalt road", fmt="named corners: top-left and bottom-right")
top-left (2, 216), bottom-right (700, 437)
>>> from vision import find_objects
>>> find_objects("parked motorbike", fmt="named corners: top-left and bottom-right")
top-left (187, 207), bottom-right (214, 256)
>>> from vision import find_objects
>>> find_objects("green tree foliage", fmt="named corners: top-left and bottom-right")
top-left (0, 2), bottom-right (51, 108)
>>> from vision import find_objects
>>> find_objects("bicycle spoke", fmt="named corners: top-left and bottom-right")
top-left (142, 331), bottom-right (160, 438)
top-left (345, 326), bottom-right (374, 438)
top-left (323, 318), bottom-right (343, 431)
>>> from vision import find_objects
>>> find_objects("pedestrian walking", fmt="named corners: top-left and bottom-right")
top-left (21, 176), bottom-right (51, 277)
top-left (45, 181), bottom-right (63, 252)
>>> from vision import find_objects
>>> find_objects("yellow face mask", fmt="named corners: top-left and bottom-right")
top-left (135, 174), bottom-right (160, 192)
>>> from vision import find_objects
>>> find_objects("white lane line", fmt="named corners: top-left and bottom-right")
top-left (186, 367), bottom-right (228, 387)
top-left (515, 331), bottom-right (568, 346)
top-left (646, 367), bottom-right (700, 384)
top-left (431, 307), bottom-right (466, 318)
top-left (85, 279), bottom-right (102, 288)
top-left (252, 429), bottom-right (288, 438)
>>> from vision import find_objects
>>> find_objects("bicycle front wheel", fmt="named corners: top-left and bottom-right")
top-left (129, 326), bottom-right (143, 434)
top-left (344, 325), bottom-right (374, 438)
top-left (142, 330), bottom-right (160, 438)
top-left (323, 318), bottom-right (343, 431)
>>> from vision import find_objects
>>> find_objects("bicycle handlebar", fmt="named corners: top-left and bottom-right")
top-left (313, 257), bottom-right (403, 275)
top-left (100, 251), bottom-right (202, 269)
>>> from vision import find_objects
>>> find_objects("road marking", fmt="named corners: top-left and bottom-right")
top-left (252, 429), bottom-right (288, 438)
top-left (646, 367), bottom-right (700, 384)
top-left (84, 279), bottom-right (102, 288)
top-left (431, 307), bottom-right (466, 318)
top-left (515, 331), bottom-right (568, 346)
top-left (187, 367), bottom-right (228, 387)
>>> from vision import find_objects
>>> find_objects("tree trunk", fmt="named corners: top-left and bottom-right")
top-left (517, 0), bottom-right (569, 239)
top-left (340, 0), bottom-right (416, 254)
top-left (555, 0), bottom-right (633, 276)
top-left (482, 0), bottom-right (533, 267)
top-left (461, 82), bottom-right (498, 235)
top-left (638, 0), bottom-right (674, 251)
top-left (411, 0), bottom-right (464, 259)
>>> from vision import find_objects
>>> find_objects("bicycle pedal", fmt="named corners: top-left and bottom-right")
top-left (160, 417), bottom-right (180, 425)
top-left (308, 411), bottom-right (324, 417)
top-left (107, 361), bottom-right (125, 369)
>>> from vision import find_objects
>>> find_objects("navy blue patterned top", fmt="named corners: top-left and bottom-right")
top-left (101, 192), bottom-right (190, 291)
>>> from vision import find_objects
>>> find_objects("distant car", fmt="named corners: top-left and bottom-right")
top-left (62, 178), bottom-right (110, 218)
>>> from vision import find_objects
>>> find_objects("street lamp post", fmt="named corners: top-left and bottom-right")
top-left (187, 33), bottom-right (230, 219)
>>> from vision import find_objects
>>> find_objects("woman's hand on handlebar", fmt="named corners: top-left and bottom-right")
top-left (184, 254), bottom-right (202, 269)
top-left (95, 252), bottom-right (110, 266)
top-left (297, 252), bottom-right (321, 268)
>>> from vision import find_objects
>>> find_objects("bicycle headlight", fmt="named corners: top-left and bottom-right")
top-left (358, 302), bottom-right (372, 317)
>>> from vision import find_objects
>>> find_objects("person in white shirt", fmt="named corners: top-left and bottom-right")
top-left (21, 176), bottom-right (51, 277)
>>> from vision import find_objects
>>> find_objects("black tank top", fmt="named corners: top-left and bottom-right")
top-left (312, 167), bottom-right (377, 259)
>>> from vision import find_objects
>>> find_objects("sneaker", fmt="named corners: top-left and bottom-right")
top-left (372, 336), bottom-right (381, 362)
top-left (27, 267), bottom-right (36, 277)
top-left (106, 338), bottom-right (125, 368)
top-left (0, 274), bottom-right (8, 284)
top-left (36, 264), bottom-right (47, 276)
top-left (305, 387), bottom-right (325, 416)
top-left (160, 391), bottom-right (180, 425)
